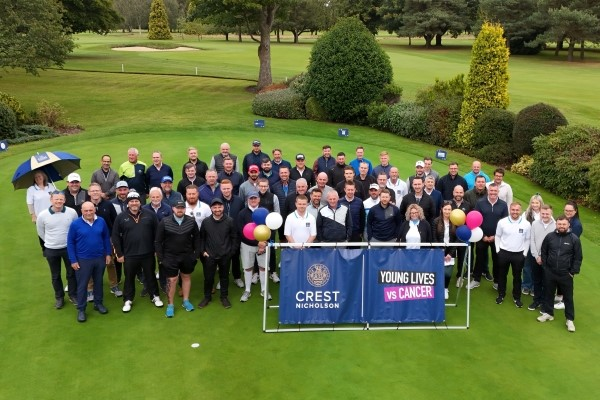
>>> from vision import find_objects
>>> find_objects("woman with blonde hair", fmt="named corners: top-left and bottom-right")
top-left (398, 204), bottom-right (432, 249)
top-left (522, 194), bottom-right (544, 295)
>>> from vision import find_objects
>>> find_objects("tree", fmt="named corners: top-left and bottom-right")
top-left (148, 0), bottom-right (173, 39)
top-left (0, 0), bottom-right (74, 75)
top-left (60, 0), bottom-right (122, 34)
top-left (113, 0), bottom-right (152, 33)
top-left (305, 17), bottom-right (393, 122)
top-left (455, 21), bottom-right (509, 149)
top-left (276, 0), bottom-right (326, 43)
top-left (337, 0), bottom-right (383, 35)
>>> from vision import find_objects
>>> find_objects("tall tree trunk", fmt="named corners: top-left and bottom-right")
top-left (225, 32), bottom-right (229, 41)
top-left (435, 34), bottom-right (443, 46)
top-left (276, 29), bottom-right (280, 43)
top-left (408, 36), bottom-right (411, 46)
top-left (580, 40), bottom-right (585, 60)
top-left (567, 40), bottom-right (575, 62)
top-left (424, 34), bottom-right (433, 48)
top-left (293, 31), bottom-right (299, 43)
top-left (257, 5), bottom-right (278, 90)
top-left (238, 25), bottom-right (242, 42)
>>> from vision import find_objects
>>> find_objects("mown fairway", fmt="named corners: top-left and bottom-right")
top-left (0, 33), bottom-right (598, 400)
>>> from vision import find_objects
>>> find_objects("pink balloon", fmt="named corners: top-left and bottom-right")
top-left (466, 210), bottom-right (483, 230)
top-left (243, 222), bottom-right (257, 241)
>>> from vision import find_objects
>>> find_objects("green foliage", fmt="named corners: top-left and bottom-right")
top-left (378, 102), bottom-right (428, 140)
top-left (288, 72), bottom-right (309, 102)
top-left (31, 100), bottom-right (71, 129)
top-left (512, 103), bottom-right (568, 158)
top-left (0, 92), bottom-right (26, 125)
top-left (415, 74), bottom-right (465, 107)
top-left (305, 17), bottom-right (393, 122)
top-left (8, 125), bottom-right (59, 144)
top-left (530, 125), bottom-right (600, 201)
top-left (456, 21), bottom-right (509, 149)
top-left (305, 97), bottom-right (328, 121)
top-left (61, 0), bottom-right (122, 34)
top-left (588, 153), bottom-right (600, 209)
top-left (510, 155), bottom-right (534, 177)
top-left (382, 83), bottom-right (403, 105)
top-left (252, 88), bottom-right (306, 119)
top-left (472, 108), bottom-right (515, 149)
top-left (426, 97), bottom-right (462, 147)
top-left (148, 0), bottom-right (173, 40)
top-left (474, 142), bottom-right (516, 166)
top-left (0, 0), bottom-right (74, 75)
top-left (0, 103), bottom-right (17, 139)
top-left (366, 102), bottom-right (389, 128)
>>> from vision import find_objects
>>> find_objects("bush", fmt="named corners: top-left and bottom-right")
top-left (148, 0), bottom-right (172, 40)
top-left (305, 97), bottom-right (328, 121)
top-left (382, 83), bottom-right (403, 105)
top-left (474, 142), bottom-right (516, 166)
top-left (366, 102), bottom-right (388, 128)
top-left (379, 102), bottom-right (428, 140)
top-left (288, 73), bottom-right (309, 101)
top-left (252, 88), bottom-right (306, 119)
top-left (472, 108), bottom-right (515, 149)
top-left (530, 125), bottom-right (600, 201)
top-left (511, 155), bottom-right (534, 177)
top-left (0, 92), bottom-right (26, 125)
top-left (17, 124), bottom-right (56, 136)
top-left (0, 103), bottom-right (17, 140)
top-left (512, 103), bottom-right (568, 158)
top-left (305, 17), bottom-right (393, 122)
top-left (415, 74), bottom-right (465, 107)
top-left (32, 100), bottom-right (71, 129)
top-left (426, 97), bottom-right (462, 147)
top-left (588, 153), bottom-right (600, 209)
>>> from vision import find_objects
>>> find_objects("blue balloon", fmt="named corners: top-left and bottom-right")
top-left (456, 225), bottom-right (472, 243)
top-left (252, 207), bottom-right (269, 225)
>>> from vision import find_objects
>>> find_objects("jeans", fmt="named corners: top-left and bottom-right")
top-left (522, 251), bottom-right (534, 290)
top-left (44, 248), bottom-right (76, 300)
top-left (75, 258), bottom-right (106, 311)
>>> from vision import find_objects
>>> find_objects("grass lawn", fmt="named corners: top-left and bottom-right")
top-left (0, 33), bottom-right (599, 399)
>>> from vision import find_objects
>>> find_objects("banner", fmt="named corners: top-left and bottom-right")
top-left (279, 248), bottom-right (363, 324)
top-left (365, 248), bottom-right (445, 323)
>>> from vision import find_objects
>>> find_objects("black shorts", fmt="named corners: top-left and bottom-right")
top-left (162, 256), bottom-right (197, 277)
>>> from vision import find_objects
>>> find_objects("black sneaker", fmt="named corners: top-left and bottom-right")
top-left (55, 298), bottom-right (65, 309)
top-left (514, 298), bottom-right (523, 308)
top-left (77, 310), bottom-right (87, 323)
top-left (484, 273), bottom-right (494, 282)
top-left (495, 296), bottom-right (504, 304)
top-left (528, 301), bottom-right (541, 311)
top-left (94, 304), bottom-right (109, 314)
top-left (197, 297), bottom-right (211, 309)
top-left (221, 297), bottom-right (232, 309)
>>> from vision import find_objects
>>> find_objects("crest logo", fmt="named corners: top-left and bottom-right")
top-left (307, 264), bottom-right (330, 287)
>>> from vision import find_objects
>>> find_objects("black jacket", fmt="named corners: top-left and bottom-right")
top-left (112, 209), bottom-right (158, 258)
top-left (155, 214), bottom-right (201, 261)
top-left (398, 220), bottom-right (433, 243)
top-left (541, 230), bottom-right (583, 275)
top-left (200, 215), bottom-right (237, 259)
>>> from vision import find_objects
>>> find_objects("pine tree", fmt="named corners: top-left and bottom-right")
top-left (455, 22), bottom-right (509, 149)
top-left (148, 0), bottom-right (172, 40)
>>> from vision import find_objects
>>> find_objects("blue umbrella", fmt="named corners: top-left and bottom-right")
top-left (12, 151), bottom-right (81, 190)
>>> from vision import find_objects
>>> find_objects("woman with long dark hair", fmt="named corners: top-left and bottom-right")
top-left (433, 201), bottom-right (457, 300)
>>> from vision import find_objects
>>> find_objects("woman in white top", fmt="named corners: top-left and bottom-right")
top-left (26, 170), bottom-right (56, 249)
top-left (398, 204), bottom-right (432, 249)
top-left (522, 194), bottom-right (544, 295)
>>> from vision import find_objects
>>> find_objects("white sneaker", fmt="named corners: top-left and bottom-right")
top-left (261, 290), bottom-right (273, 300)
top-left (251, 273), bottom-right (259, 284)
top-left (566, 320), bottom-right (575, 332)
top-left (216, 282), bottom-right (221, 290)
top-left (554, 301), bottom-right (565, 310)
top-left (456, 277), bottom-right (463, 288)
top-left (270, 272), bottom-right (280, 283)
top-left (234, 279), bottom-right (244, 288)
top-left (152, 296), bottom-right (164, 308)
top-left (467, 280), bottom-right (480, 289)
top-left (240, 291), bottom-right (251, 302)
top-left (537, 313), bottom-right (554, 322)
top-left (444, 289), bottom-right (449, 300)
top-left (122, 300), bottom-right (132, 313)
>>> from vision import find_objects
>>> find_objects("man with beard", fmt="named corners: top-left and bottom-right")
top-left (340, 181), bottom-right (365, 243)
top-left (464, 176), bottom-right (488, 208)
top-left (160, 176), bottom-right (183, 206)
top-left (290, 153), bottom-right (315, 188)
top-left (260, 157), bottom-right (278, 186)
top-left (155, 200), bottom-right (201, 318)
top-left (185, 185), bottom-right (211, 230)
top-left (436, 162), bottom-right (468, 201)
top-left (64, 173), bottom-right (89, 216)
top-left (112, 191), bottom-right (163, 313)
top-left (335, 166), bottom-right (364, 200)
top-left (219, 180), bottom-right (245, 289)
top-left (242, 140), bottom-right (269, 179)
top-left (366, 189), bottom-right (401, 242)
top-left (399, 178), bottom-right (436, 227)
top-left (218, 158), bottom-right (244, 196)
top-left (181, 146), bottom-right (208, 181)
top-left (312, 145), bottom-right (334, 175)
top-left (376, 172), bottom-right (395, 204)
top-left (270, 148), bottom-right (292, 177)
top-left (90, 154), bottom-right (118, 200)
top-left (307, 189), bottom-right (323, 220)
top-left (327, 152), bottom-right (347, 188)
top-left (309, 172), bottom-right (334, 206)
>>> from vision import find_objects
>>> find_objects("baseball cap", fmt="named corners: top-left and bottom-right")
top-left (415, 161), bottom-right (425, 168)
top-left (252, 140), bottom-right (261, 146)
top-left (210, 198), bottom-right (224, 206)
top-left (116, 181), bottom-right (129, 189)
top-left (369, 183), bottom-right (379, 190)
top-left (296, 153), bottom-right (305, 160)
top-left (173, 200), bottom-right (186, 208)
top-left (248, 165), bottom-right (260, 173)
top-left (246, 191), bottom-right (259, 199)
top-left (126, 191), bottom-right (140, 202)
top-left (67, 172), bottom-right (81, 182)
top-left (161, 176), bottom-right (173, 183)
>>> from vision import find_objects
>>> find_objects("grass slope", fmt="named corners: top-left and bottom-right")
top-left (0, 33), bottom-right (599, 400)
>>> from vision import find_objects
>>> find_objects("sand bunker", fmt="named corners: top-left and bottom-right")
top-left (113, 46), bottom-right (199, 52)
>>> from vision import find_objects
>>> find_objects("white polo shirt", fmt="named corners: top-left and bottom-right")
top-left (284, 210), bottom-right (316, 243)
top-left (186, 201), bottom-right (211, 229)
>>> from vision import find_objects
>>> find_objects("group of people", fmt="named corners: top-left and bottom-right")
top-left (28, 142), bottom-right (583, 332)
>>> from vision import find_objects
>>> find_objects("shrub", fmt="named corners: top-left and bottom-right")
top-left (474, 142), bottom-right (516, 166)
top-left (426, 97), bottom-right (462, 147)
top-left (415, 74), bottom-right (465, 107)
top-left (379, 102), bottom-right (428, 140)
top-left (148, 0), bottom-right (172, 40)
top-left (0, 103), bottom-right (17, 139)
top-left (32, 100), bottom-right (70, 129)
top-left (305, 17), bottom-right (393, 122)
top-left (588, 153), bottom-right (600, 209)
top-left (0, 92), bottom-right (26, 125)
top-left (17, 124), bottom-right (56, 136)
top-left (512, 103), bottom-right (568, 158)
top-left (382, 83), bottom-right (403, 105)
top-left (530, 125), bottom-right (600, 201)
top-left (288, 73), bottom-right (309, 101)
top-left (456, 22), bottom-right (510, 148)
top-left (472, 108), bottom-right (515, 149)
top-left (511, 155), bottom-right (534, 177)
top-left (305, 97), bottom-right (328, 121)
top-left (252, 88), bottom-right (306, 119)
top-left (366, 102), bottom-right (388, 128)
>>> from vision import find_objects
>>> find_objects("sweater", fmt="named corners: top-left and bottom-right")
top-left (67, 216), bottom-right (111, 262)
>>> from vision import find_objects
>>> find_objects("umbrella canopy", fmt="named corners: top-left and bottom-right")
top-left (12, 151), bottom-right (81, 190)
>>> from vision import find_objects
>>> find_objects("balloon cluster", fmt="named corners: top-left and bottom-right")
top-left (242, 207), bottom-right (283, 241)
top-left (449, 209), bottom-right (484, 243)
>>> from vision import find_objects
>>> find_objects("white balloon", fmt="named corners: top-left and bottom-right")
top-left (470, 227), bottom-right (483, 242)
top-left (265, 212), bottom-right (283, 230)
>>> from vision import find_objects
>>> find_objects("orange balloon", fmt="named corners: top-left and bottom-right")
top-left (253, 224), bottom-right (271, 241)
top-left (450, 209), bottom-right (466, 226)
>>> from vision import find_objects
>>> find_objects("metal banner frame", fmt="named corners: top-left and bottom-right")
top-left (262, 242), bottom-right (472, 333)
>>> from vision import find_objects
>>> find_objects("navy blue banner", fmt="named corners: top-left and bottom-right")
top-left (365, 249), bottom-right (445, 323)
top-left (279, 248), bottom-right (363, 324)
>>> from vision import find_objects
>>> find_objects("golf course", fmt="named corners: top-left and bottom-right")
top-left (0, 33), bottom-right (599, 399)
